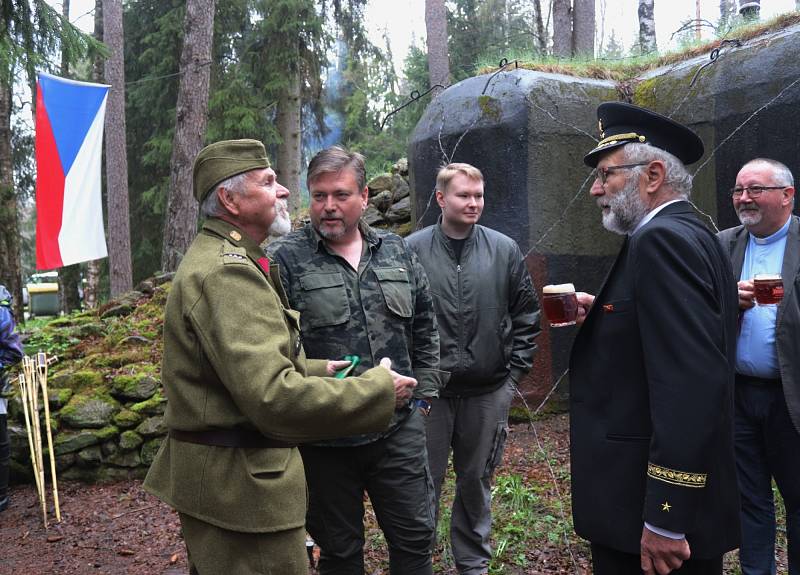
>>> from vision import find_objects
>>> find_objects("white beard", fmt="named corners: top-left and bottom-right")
top-left (268, 200), bottom-right (292, 238)
top-left (737, 206), bottom-right (762, 228)
top-left (600, 174), bottom-right (648, 235)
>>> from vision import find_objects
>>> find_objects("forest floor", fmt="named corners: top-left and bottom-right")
top-left (0, 413), bottom-right (786, 574)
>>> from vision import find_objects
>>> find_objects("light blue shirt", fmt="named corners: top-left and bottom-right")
top-left (735, 216), bottom-right (791, 378)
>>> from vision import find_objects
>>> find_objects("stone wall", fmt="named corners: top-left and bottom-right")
top-left (7, 276), bottom-right (172, 483)
top-left (362, 158), bottom-right (413, 236)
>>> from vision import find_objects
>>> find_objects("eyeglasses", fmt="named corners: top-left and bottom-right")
top-left (730, 185), bottom-right (786, 198)
top-left (592, 162), bottom-right (649, 184)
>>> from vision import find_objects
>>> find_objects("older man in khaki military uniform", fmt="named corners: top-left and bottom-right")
top-left (143, 139), bottom-right (417, 575)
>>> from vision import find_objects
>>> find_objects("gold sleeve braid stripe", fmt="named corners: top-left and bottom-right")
top-left (647, 463), bottom-right (707, 488)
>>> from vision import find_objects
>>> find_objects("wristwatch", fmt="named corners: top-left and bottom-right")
top-left (414, 398), bottom-right (432, 416)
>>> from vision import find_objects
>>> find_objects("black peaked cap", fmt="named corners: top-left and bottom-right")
top-left (583, 102), bottom-right (704, 168)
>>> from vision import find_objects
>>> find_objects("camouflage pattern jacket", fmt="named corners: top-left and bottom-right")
top-left (269, 221), bottom-right (444, 446)
top-left (144, 218), bottom-right (396, 532)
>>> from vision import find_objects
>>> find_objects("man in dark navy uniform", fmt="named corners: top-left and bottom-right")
top-left (569, 103), bottom-right (741, 575)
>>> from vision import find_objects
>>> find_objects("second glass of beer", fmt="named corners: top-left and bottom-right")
top-left (753, 273), bottom-right (783, 305)
top-left (542, 283), bottom-right (578, 327)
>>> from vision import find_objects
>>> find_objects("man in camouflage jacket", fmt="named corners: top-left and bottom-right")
top-left (144, 139), bottom-right (417, 575)
top-left (269, 146), bottom-right (444, 575)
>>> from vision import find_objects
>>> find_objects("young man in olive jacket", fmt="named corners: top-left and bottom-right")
top-left (143, 139), bottom-right (417, 575)
top-left (406, 163), bottom-right (541, 575)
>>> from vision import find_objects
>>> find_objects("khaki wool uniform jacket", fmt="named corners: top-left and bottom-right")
top-left (143, 218), bottom-right (396, 533)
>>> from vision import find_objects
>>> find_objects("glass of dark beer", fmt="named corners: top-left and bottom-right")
top-left (754, 274), bottom-right (783, 305)
top-left (542, 283), bottom-right (578, 327)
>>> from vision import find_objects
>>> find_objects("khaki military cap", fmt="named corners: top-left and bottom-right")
top-left (193, 139), bottom-right (271, 203)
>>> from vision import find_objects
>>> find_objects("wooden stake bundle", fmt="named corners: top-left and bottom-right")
top-left (37, 352), bottom-right (60, 522)
top-left (16, 353), bottom-right (60, 527)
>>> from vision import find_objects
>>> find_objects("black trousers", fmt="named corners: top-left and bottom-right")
top-left (301, 410), bottom-right (435, 575)
top-left (591, 543), bottom-right (723, 575)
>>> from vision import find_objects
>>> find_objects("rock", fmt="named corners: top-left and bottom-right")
top-left (107, 450), bottom-right (141, 468)
top-left (66, 370), bottom-right (104, 391)
top-left (130, 392), bottom-right (166, 416)
top-left (61, 466), bottom-right (101, 482)
top-left (48, 388), bottom-right (73, 409)
top-left (8, 424), bottom-right (31, 462)
top-left (110, 375), bottom-right (158, 402)
top-left (100, 291), bottom-right (144, 319)
top-left (54, 452), bottom-right (77, 472)
top-left (101, 440), bottom-right (118, 458)
top-left (92, 425), bottom-right (120, 442)
top-left (153, 272), bottom-right (175, 286)
top-left (363, 205), bottom-right (385, 227)
top-left (384, 197), bottom-right (411, 223)
top-left (367, 174), bottom-right (393, 195)
top-left (136, 416), bottom-right (167, 438)
top-left (84, 350), bottom-right (150, 369)
top-left (119, 430), bottom-right (143, 451)
top-left (391, 174), bottom-right (410, 200)
top-left (54, 430), bottom-right (101, 455)
top-left (74, 322), bottom-right (105, 338)
top-left (371, 190), bottom-right (394, 213)
top-left (113, 409), bottom-right (143, 429)
top-left (135, 279), bottom-right (156, 295)
top-left (76, 446), bottom-right (103, 468)
top-left (60, 392), bottom-right (120, 428)
top-left (140, 438), bottom-right (163, 466)
top-left (392, 158), bottom-right (408, 176)
top-left (116, 335), bottom-right (152, 347)
top-left (50, 373), bottom-right (72, 388)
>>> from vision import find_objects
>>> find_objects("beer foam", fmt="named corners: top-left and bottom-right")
top-left (543, 283), bottom-right (575, 294)
top-left (754, 274), bottom-right (781, 280)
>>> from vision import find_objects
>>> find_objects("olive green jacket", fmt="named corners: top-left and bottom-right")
top-left (143, 218), bottom-right (395, 532)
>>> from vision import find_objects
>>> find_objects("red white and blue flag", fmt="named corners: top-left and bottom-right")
top-left (35, 73), bottom-right (110, 270)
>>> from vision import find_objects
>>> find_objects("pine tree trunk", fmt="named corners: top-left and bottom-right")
top-left (572, 0), bottom-right (595, 58)
top-left (425, 0), bottom-right (449, 96)
top-left (552, 0), bottom-right (572, 58)
top-left (275, 61), bottom-right (302, 214)
top-left (103, 0), bottom-right (133, 296)
top-left (84, 0), bottom-right (104, 310)
top-left (0, 79), bottom-right (23, 321)
top-left (161, 0), bottom-right (215, 273)
top-left (638, 0), bottom-right (657, 55)
top-left (719, 0), bottom-right (735, 31)
top-left (532, 0), bottom-right (548, 55)
top-left (58, 0), bottom-right (83, 314)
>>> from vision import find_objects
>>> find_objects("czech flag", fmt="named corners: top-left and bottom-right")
top-left (35, 73), bottom-right (110, 270)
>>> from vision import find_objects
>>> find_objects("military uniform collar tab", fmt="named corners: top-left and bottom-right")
top-left (204, 218), bottom-right (262, 254)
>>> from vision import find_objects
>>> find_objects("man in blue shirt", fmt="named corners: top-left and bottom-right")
top-left (0, 284), bottom-right (24, 512)
top-left (718, 158), bottom-right (800, 574)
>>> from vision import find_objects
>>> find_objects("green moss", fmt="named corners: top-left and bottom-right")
top-left (84, 349), bottom-right (149, 369)
top-left (49, 387), bottom-right (74, 407)
top-left (119, 430), bottom-right (144, 451)
top-left (92, 425), bottom-right (119, 442)
top-left (113, 409), bottom-right (143, 429)
top-left (477, 95), bottom-right (502, 122)
top-left (65, 371), bottom-right (104, 392)
top-left (130, 392), bottom-right (166, 415)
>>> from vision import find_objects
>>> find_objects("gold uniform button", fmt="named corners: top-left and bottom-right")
top-left (229, 230), bottom-right (242, 241)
